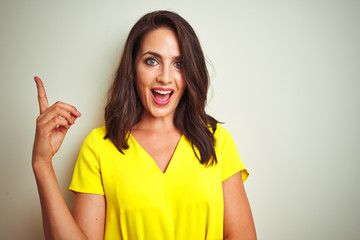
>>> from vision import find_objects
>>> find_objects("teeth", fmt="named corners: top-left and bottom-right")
top-left (153, 90), bottom-right (172, 95)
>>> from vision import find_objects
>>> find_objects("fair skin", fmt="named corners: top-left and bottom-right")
top-left (32, 26), bottom-right (256, 239)
top-left (33, 76), bottom-right (105, 240)
top-left (223, 171), bottom-right (257, 239)
top-left (132, 28), bottom-right (255, 240)
top-left (131, 27), bottom-right (186, 172)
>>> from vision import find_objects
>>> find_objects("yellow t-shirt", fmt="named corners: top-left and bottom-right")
top-left (69, 124), bottom-right (248, 240)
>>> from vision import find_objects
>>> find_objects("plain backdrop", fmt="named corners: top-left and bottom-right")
top-left (1, 0), bottom-right (359, 239)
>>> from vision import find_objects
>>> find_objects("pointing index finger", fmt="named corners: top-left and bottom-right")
top-left (34, 76), bottom-right (49, 113)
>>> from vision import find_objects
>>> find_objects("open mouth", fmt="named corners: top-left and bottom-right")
top-left (151, 88), bottom-right (174, 105)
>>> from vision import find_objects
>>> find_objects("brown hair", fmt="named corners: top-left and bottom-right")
top-left (105, 10), bottom-right (219, 166)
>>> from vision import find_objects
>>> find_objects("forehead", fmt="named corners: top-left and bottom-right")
top-left (139, 27), bottom-right (181, 56)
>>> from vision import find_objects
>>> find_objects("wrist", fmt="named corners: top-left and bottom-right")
top-left (32, 158), bottom-right (53, 173)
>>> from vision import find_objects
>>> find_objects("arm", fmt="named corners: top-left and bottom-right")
top-left (223, 171), bottom-right (257, 240)
top-left (72, 193), bottom-right (106, 239)
top-left (32, 76), bottom-right (105, 239)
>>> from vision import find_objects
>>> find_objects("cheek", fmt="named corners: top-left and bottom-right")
top-left (136, 82), bottom-right (147, 101)
top-left (135, 80), bottom-right (145, 101)
top-left (178, 77), bottom-right (186, 93)
top-left (135, 70), bottom-right (148, 92)
top-left (175, 71), bottom-right (185, 89)
top-left (136, 66), bottom-right (153, 86)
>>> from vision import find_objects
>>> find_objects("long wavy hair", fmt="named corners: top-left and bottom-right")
top-left (105, 10), bottom-right (220, 166)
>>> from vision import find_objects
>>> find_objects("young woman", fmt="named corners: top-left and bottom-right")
top-left (33, 11), bottom-right (256, 240)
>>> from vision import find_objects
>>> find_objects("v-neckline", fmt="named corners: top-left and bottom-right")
top-left (129, 133), bottom-right (183, 174)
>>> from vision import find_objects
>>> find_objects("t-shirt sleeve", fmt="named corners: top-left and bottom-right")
top-left (69, 129), bottom-right (104, 195)
top-left (218, 125), bottom-right (249, 182)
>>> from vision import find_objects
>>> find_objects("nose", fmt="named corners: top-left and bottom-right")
top-left (156, 64), bottom-right (172, 84)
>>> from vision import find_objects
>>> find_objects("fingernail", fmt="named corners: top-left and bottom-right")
top-left (76, 111), bottom-right (81, 116)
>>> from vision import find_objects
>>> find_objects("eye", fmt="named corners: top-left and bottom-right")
top-left (174, 61), bottom-right (183, 68)
top-left (145, 58), bottom-right (158, 66)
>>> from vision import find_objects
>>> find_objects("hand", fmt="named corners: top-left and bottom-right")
top-left (32, 76), bottom-right (81, 164)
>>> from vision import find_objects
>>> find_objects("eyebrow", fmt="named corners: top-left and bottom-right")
top-left (141, 51), bottom-right (182, 60)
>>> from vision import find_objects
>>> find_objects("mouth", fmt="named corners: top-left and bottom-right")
top-left (151, 88), bottom-right (174, 106)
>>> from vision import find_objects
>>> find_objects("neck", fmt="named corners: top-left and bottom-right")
top-left (133, 112), bottom-right (178, 132)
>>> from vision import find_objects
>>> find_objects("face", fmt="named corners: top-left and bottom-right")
top-left (135, 27), bottom-right (186, 120)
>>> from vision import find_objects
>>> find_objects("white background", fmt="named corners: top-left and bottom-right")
top-left (1, 0), bottom-right (359, 239)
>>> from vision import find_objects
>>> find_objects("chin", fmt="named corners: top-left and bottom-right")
top-left (146, 106), bottom-right (175, 119)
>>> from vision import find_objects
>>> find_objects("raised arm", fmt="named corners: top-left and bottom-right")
top-left (223, 171), bottom-right (257, 240)
top-left (32, 76), bottom-right (105, 240)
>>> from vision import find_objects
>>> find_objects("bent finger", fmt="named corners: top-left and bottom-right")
top-left (42, 117), bottom-right (71, 133)
top-left (51, 101), bottom-right (81, 118)
top-left (37, 106), bottom-right (75, 127)
top-left (37, 101), bottom-right (81, 123)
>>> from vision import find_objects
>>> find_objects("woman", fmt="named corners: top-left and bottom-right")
top-left (33, 11), bottom-right (256, 239)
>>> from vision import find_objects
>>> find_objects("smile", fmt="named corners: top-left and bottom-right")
top-left (151, 88), bottom-right (174, 106)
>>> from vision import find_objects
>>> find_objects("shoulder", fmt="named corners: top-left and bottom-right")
top-left (213, 124), bottom-right (249, 182)
top-left (213, 124), bottom-right (240, 161)
top-left (83, 126), bottom-right (106, 143)
top-left (80, 126), bottom-right (107, 153)
top-left (88, 126), bottom-right (106, 138)
top-left (213, 123), bottom-right (234, 144)
top-left (83, 126), bottom-right (122, 156)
